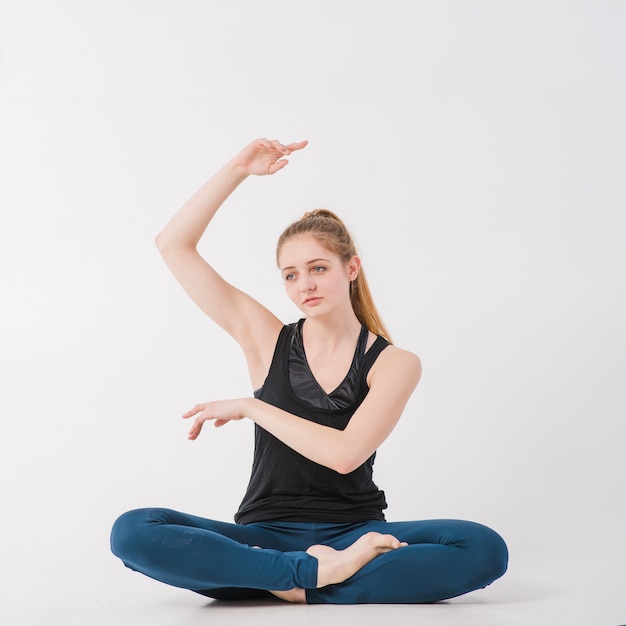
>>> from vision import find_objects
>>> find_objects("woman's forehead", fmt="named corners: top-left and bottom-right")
top-left (278, 235), bottom-right (336, 266)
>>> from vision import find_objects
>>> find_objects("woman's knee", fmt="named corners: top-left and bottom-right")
top-left (110, 507), bottom-right (162, 560)
top-left (476, 523), bottom-right (508, 582)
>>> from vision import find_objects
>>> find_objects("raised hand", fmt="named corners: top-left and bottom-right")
top-left (233, 138), bottom-right (308, 176)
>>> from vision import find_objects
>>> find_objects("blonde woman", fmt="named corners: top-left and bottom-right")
top-left (111, 138), bottom-right (507, 604)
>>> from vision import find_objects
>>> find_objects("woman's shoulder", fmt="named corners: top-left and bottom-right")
top-left (367, 341), bottom-right (422, 388)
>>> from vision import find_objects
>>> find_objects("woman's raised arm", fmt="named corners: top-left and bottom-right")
top-left (155, 139), bottom-right (307, 387)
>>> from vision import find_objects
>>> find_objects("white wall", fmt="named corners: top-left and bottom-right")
top-left (1, 0), bottom-right (624, 591)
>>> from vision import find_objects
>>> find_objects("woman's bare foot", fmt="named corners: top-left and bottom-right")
top-left (268, 532), bottom-right (407, 602)
top-left (307, 532), bottom-right (408, 588)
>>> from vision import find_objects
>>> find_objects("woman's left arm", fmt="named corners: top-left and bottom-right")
top-left (184, 347), bottom-right (422, 474)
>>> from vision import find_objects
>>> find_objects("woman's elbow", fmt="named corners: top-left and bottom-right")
top-left (154, 231), bottom-right (168, 254)
top-left (155, 231), bottom-right (175, 255)
top-left (332, 454), bottom-right (362, 475)
top-left (154, 232), bottom-right (193, 258)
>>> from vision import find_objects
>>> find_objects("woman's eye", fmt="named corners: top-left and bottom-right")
top-left (313, 266), bottom-right (325, 273)
top-left (285, 273), bottom-right (295, 281)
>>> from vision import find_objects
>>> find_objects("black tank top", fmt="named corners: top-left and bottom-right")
top-left (234, 321), bottom-right (390, 524)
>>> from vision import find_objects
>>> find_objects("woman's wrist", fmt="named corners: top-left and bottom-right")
top-left (241, 397), bottom-right (258, 419)
top-left (223, 157), bottom-right (250, 183)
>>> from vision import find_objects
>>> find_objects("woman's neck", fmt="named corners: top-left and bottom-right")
top-left (301, 311), bottom-right (362, 354)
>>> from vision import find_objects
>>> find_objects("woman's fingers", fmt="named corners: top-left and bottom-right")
top-left (267, 159), bottom-right (289, 175)
top-left (187, 419), bottom-right (201, 439)
top-left (265, 139), bottom-right (307, 174)
top-left (238, 138), bottom-right (307, 176)
top-left (183, 402), bottom-right (236, 438)
top-left (285, 139), bottom-right (308, 152)
top-left (269, 138), bottom-right (290, 154)
top-left (255, 137), bottom-right (307, 155)
top-left (183, 404), bottom-right (210, 440)
top-left (182, 403), bottom-right (208, 419)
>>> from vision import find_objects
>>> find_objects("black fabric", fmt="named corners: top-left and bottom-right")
top-left (288, 318), bottom-right (370, 410)
top-left (235, 321), bottom-right (390, 524)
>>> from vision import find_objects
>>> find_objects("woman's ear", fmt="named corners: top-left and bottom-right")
top-left (347, 255), bottom-right (361, 281)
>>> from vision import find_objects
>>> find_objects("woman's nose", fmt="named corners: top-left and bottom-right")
top-left (300, 275), bottom-right (316, 291)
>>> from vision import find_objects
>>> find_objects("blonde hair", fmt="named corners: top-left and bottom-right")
top-left (276, 209), bottom-right (392, 343)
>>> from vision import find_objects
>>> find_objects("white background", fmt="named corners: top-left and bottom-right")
top-left (1, 1), bottom-right (625, 624)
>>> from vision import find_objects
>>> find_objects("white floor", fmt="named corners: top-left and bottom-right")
top-left (4, 547), bottom-right (624, 626)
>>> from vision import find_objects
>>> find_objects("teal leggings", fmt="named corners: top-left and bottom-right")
top-left (110, 508), bottom-right (508, 604)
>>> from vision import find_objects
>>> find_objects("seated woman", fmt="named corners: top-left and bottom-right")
top-left (110, 138), bottom-right (508, 604)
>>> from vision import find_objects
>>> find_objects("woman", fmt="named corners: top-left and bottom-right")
top-left (110, 138), bottom-right (508, 604)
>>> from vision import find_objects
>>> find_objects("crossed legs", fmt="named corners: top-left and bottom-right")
top-left (110, 509), bottom-right (508, 604)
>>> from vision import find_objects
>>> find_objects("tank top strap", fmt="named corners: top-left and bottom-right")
top-left (354, 323), bottom-right (369, 360)
top-left (359, 336), bottom-right (391, 381)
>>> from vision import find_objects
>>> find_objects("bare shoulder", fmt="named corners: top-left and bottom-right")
top-left (368, 344), bottom-right (422, 389)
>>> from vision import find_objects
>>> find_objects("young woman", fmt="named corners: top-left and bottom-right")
top-left (110, 138), bottom-right (508, 604)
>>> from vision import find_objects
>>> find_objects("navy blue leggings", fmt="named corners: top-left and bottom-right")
top-left (110, 508), bottom-right (507, 604)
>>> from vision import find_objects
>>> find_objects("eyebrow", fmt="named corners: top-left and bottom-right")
top-left (280, 258), bottom-right (331, 272)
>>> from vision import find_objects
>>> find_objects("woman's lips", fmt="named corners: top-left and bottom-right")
top-left (303, 297), bottom-right (322, 306)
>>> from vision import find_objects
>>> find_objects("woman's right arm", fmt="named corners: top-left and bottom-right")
top-left (155, 138), bottom-right (307, 387)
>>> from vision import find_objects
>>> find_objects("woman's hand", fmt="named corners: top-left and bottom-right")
top-left (233, 138), bottom-right (308, 176)
top-left (182, 399), bottom-right (247, 439)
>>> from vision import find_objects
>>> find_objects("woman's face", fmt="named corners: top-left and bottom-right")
top-left (278, 234), bottom-right (360, 316)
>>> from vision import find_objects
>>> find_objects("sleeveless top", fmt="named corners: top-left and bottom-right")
top-left (234, 320), bottom-right (390, 524)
